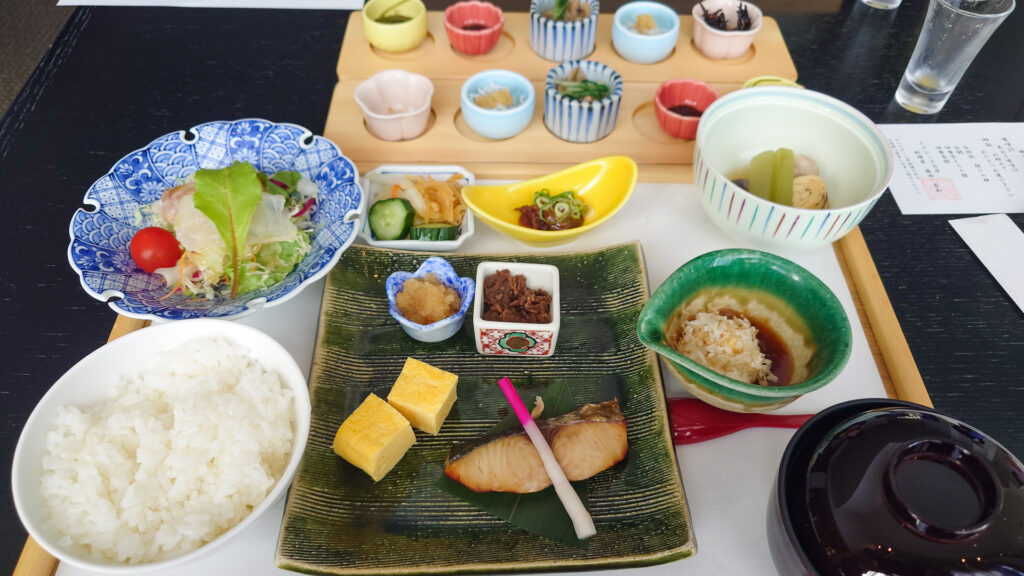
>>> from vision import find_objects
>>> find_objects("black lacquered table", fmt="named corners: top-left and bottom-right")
top-left (2, 2), bottom-right (1022, 574)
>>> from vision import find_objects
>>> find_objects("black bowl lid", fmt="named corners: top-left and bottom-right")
top-left (778, 399), bottom-right (1024, 576)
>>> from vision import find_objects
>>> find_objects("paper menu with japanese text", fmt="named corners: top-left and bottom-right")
top-left (879, 123), bottom-right (1024, 215)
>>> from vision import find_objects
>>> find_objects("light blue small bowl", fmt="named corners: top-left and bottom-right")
top-left (460, 70), bottom-right (535, 141)
top-left (612, 1), bottom-right (680, 64)
top-left (545, 60), bottom-right (623, 143)
top-left (386, 257), bottom-right (475, 343)
top-left (529, 0), bottom-right (600, 62)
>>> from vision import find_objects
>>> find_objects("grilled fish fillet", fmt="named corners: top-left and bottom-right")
top-left (445, 400), bottom-right (628, 493)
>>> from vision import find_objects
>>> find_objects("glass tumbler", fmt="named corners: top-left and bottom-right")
top-left (895, 0), bottom-right (1014, 114)
top-left (861, 0), bottom-right (902, 9)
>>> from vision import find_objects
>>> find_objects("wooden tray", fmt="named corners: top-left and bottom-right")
top-left (325, 11), bottom-right (798, 181)
top-left (13, 230), bottom-right (930, 576)
top-left (335, 12), bottom-right (797, 84)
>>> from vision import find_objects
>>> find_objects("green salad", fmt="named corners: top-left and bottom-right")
top-left (132, 161), bottom-right (318, 299)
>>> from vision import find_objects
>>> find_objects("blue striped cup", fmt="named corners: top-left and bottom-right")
top-left (694, 87), bottom-right (893, 251)
top-left (544, 60), bottom-right (623, 143)
top-left (529, 0), bottom-right (599, 62)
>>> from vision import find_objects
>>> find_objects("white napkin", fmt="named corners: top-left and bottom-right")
top-left (950, 213), bottom-right (1024, 313)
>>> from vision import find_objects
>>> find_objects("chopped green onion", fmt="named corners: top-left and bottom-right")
top-left (533, 189), bottom-right (586, 224)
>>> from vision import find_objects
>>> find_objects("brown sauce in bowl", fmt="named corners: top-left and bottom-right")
top-left (668, 104), bottom-right (702, 117)
top-left (719, 307), bottom-right (794, 386)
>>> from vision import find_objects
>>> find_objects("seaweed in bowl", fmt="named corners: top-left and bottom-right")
top-left (68, 119), bottom-right (363, 321)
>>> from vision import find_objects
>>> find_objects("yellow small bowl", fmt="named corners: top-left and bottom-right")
top-left (461, 156), bottom-right (638, 246)
top-left (363, 0), bottom-right (428, 53)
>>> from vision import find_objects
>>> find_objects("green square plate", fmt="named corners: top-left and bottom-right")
top-left (276, 243), bottom-right (695, 575)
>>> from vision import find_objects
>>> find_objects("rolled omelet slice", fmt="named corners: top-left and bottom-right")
top-left (333, 393), bottom-right (416, 482)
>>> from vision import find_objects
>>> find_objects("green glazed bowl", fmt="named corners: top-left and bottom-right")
top-left (637, 249), bottom-right (852, 413)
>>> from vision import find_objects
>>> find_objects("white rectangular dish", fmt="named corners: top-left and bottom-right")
top-left (359, 164), bottom-right (475, 252)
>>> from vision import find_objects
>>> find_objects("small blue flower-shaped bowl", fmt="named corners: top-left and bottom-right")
top-left (612, 1), bottom-right (681, 64)
top-left (68, 119), bottom-right (363, 321)
top-left (529, 0), bottom-right (599, 62)
top-left (386, 257), bottom-right (475, 343)
top-left (545, 60), bottom-right (624, 143)
top-left (460, 70), bottom-right (535, 141)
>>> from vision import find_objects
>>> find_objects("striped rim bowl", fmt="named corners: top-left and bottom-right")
top-left (529, 0), bottom-right (599, 61)
top-left (694, 87), bottom-right (894, 251)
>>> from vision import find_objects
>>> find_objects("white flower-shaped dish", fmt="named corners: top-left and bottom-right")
top-left (386, 257), bottom-right (476, 343)
top-left (68, 119), bottom-right (363, 321)
top-left (359, 165), bottom-right (475, 252)
top-left (354, 70), bottom-right (434, 142)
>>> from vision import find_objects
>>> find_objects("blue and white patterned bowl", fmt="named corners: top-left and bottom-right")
top-left (386, 257), bottom-right (475, 343)
top-left (68, 119), bottom-right (363, 320)
top-left (460, 70), bottom-right (535, 141)
top-left (612, 1), bottom-right (680, 64)
top-left (544, 60), bottom-right (623, 143)
top-left (695, 87), bottom-right (893, 251)
top-left (529, 0), bottom-right (599, 62)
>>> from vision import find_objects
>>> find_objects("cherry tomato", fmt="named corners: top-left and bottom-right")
top-left (130, 227), bottom-right (182, 273)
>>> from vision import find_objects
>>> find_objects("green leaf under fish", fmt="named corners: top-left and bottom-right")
top-left (437, 380), bottom-right (590, 547)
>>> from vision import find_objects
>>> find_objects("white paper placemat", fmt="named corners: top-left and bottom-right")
top-left (880, 123), bottom-right (1024, 215)
top-left (56, 182), bottom-right (887, 576)
top-left (950, 213), bottom-right (1024, 314)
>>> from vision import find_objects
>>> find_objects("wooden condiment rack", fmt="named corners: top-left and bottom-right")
top-left (325, 11), bottom-right (798, 181)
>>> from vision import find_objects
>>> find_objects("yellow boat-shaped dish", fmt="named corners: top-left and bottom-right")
top-left (461, 156), bottom-right (638, 246)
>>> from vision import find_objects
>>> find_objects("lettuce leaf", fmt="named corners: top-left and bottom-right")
top-left (232, 232), bottom-right (311, 296)
top-left (193, 162), bottom-right (263, 298)
top-left (258, 170), bottom-right (303, 197)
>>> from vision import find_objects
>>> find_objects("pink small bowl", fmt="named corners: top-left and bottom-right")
top-left (444, 1), bottom-right (504, 55)
top-left (654, 79), bottom-right (719, 140)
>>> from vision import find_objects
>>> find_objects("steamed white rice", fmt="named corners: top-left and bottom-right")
top-left (40, 338), bottom-right (295, 564)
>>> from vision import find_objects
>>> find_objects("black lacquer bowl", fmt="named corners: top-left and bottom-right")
top-left (769, 399), bottom-right (1024, 576)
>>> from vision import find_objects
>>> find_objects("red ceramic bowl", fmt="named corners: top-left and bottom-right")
top-left (444, 1), bottom-right (504, 56)
top-left (654, 79), bottom-right (719, 140)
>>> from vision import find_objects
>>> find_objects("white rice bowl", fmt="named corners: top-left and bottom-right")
top-left (12, 319), bottom-right (311, 572)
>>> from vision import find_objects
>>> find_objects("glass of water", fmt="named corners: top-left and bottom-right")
top-left (895, 0), bottom-right (1015, 114)
top-left (861, 0), bottom-right (902, 10)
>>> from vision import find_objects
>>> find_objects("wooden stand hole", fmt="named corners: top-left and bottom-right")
top-left (688, 39), bottom-right (756, 65)
top-left (632, 102), bottom-right (682, 143)
top-left (451, 31), bottom-right (517, 62)
top-left (370, 32), bottom-right (436, 60)
top-left (614, 45), bottom-right (677, 64)
top-left (452, 109), bottom-right (496, 143)
top-left (362, 108), bottom-right (438, 142)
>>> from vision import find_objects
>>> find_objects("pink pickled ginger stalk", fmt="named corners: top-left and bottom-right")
top-left (497, 378), bottom-right (597, 539)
